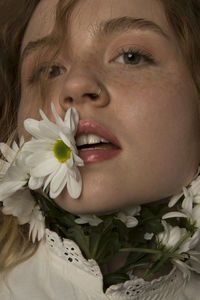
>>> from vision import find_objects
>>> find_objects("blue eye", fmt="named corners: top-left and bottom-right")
top-left (115, 49), bottom-right (154, 66)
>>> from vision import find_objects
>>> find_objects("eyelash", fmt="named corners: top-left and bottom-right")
top-left (113, 47), bottom-right (155, 66)
top-left (27, 64), bottom-right (66, 85)
top-left (26, 47), bottom-right (154, 86)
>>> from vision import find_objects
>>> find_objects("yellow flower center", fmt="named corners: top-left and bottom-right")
top-left (53, 140), bottom-right (71, 163)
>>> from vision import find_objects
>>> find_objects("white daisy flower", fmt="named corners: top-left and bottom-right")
top-left (0, 136), bottom-right (24, 163)
top-left (0, 137), bottom-right (25, 178)
top-left (163, 188), bottom-right (200, 230)
top-left (144, 232), bottom-right (154, 240)
top-left (0, 138), bottom-right (30, 202)
top-left (75, 214), bottom-right (103, 226)
top-left (115, 206), bottom-right (141, 228)
top-left (168, 168), bottom-right (200, 208)
top-left (156, 221), bottom-right (200, 278)
top-left (2, 189), bottom-right (34, 219)
top-left (29, 206), bottom-right (45, 243)
top-left (157, 221), bottom-right (187, 250)
top-left (0, 159), bottom-right (10, 178)
top-left (24, 103), bottom-right (84, 199)
top-left (1, 188), bottom-right (45, 242)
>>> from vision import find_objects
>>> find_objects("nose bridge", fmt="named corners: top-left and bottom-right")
top-left (65, 67), bottom-right (98, 93)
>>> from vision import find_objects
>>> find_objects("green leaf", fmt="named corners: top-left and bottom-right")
top-left (67, 226), bottom-right (91, 259)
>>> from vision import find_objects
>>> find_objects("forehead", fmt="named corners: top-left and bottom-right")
top-left (22, 0), bottom-right (59, 51)
top-left (22, 0), bottom-right (170, 52)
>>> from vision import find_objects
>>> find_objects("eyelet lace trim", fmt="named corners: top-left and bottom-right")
top-left (105, 267), bottom-right (187, 299)
top-left (45, 229), bottom-right (187, 299)
top-left (45, 229), bottom-right (102, 278)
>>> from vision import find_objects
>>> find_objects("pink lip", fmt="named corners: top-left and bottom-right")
top-left (76, 120), bottom-right (122, 164)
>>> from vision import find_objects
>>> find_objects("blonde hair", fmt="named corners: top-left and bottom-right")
top-left (0, 0), bottom-right (200, 273)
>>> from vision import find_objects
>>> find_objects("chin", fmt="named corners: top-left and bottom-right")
top-left (54, 184), bottom-right (141, 216)
top-left (54, 188), bottom-right (126, 215)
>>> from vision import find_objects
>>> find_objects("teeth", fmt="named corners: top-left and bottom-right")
top-left (76, 134), bottom-right (109, 146)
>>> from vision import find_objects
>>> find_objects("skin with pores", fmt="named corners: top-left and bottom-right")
top-left (18, 0), bottom-right (200, 215)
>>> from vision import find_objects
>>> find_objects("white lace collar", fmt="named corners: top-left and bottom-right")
top-left (45, 229), bottom-right (187, 299)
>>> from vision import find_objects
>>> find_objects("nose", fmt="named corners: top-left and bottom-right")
top-left (59, 71), bottom-right (110, 110)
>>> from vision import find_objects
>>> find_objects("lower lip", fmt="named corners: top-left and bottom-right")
top-left (78, 148), bottom-right (121, 164)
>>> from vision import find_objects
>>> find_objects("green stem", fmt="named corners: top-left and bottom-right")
top-left (119, 247), bottom-right (162, 255)
top-left (143, 231), bottom-right (192, 280)
top-left (91, 235), bottom-right (101, 258)
top-left (143, 252), bottom-right (170, 280)
top-left (118, 262), bottom-right (150, 274)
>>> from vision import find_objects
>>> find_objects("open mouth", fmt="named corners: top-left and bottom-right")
top-left (75, 133), bottom-right (121, 164)
top-left (75, 120), bottom-right (121, 164)
top-left (76, 133), bottom-right (120, 151)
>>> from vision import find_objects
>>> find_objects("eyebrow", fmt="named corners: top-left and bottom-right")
top-left (20, 36), bottom-right (57, 67)
top-left (20, 16), bottom-right (169, 66)
top-left (97, 16), bottom-right (169, 40)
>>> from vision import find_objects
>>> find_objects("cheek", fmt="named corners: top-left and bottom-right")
top-left (17, 93), bottom-right (41, 139)
top-left (111, 69), bottom-right (200, 146)
top-left (109, 70), bottom-right (200, 193)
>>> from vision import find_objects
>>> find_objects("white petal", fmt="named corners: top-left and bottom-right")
top-left (59, 131), bottom-right (74, 149)
top-left (173, 259), bottom-right (191, 279)
top-left (72, 153), bottom-right (84, 166)
top-left (2, 189), bottom-right (35, 217)
top-left (0, 181), bottom-right (26, 201)
top-left (182, 188), bottom-right (193, 213)
top-left (162, 211), bottom-right (187, 219)
top-left (19, 136), bottom-right (25, 147)
top-left (168, 192), bottom-right (183, 208)
top-left (24, 119), bottom-right (41, 139)
top-left (51, 102), bottom-right (64, 127)
top-left (67, 172), bottom-right (82, 199)
top-left (39, 109), bottom-right (49, 122)
top-left (0, 143), bottom-right (17, 163)
top-left (50, 164), bottom-right (67, 193)
top-left (66, 156), bottom-right (74, 169)
top-left (29, 176), bottom-right (44, 190)
top-left (49, 174), bottom-right (68, 199)
top-left (67, 168), bottom-right (79, 181)
top-left (24, 139), bottom-right (53, 152)
top-left (39, 121), bottom-right (59, 140)
top-left (122, 205), bottom-right (141, 217)
top-left (125, 216), bottom-right (138, 228)
top-left (26, 150), bottom-right (53, 167)
top-left (43, 170), bottom-right (57, 191)
top-left (192, 205), bottom-right (200, 227)
top-left (75, 214), bottom-right (102, 226)
top-left (75, 218), bottom-right (89, 225)
top-left (194, 194), bottom-right (200, 204)
top-left (144, 233), bottom-right (154, 240)
top-left (31, 158), bottom-right (59, 177)
top-left (12, 141), bottom-right (19, 152)
top-left (5, 161), bottom-right (28, 181)
top-left (64, 107), bottom-right (79, 134)
top-left (29, 206), bottom-right (45, 242)
top-left (0, 160), bottom-right (10, 177)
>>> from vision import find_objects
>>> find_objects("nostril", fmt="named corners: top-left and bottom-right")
top-left (65, 97), bottom-right (74, 103)
top-left (87, 93), bottom-right (99, 101)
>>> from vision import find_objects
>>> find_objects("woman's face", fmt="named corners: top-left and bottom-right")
top-left (18, 0), bottom-right (200, 214)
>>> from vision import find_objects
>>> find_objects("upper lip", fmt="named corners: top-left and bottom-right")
top-left (76, 120), bottom-right (121, 148)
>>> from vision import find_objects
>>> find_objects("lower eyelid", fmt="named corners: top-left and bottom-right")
top-left (26, 64), bottom-right (66, 85)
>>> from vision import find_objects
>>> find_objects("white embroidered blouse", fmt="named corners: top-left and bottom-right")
top-left (0, 229), bottom-right (200, 300)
